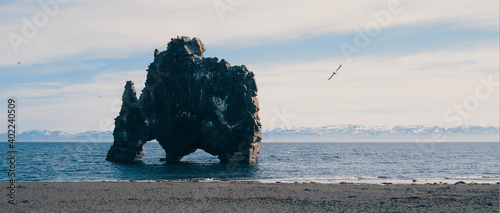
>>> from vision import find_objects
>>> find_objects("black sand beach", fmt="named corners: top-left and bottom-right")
top-left (2, 182), bottom-right (498, 212)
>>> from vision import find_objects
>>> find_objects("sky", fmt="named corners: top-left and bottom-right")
top-left (0, 0), bottom-right (498, 134)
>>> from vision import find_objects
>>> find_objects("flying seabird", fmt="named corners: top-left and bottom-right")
top-left (327, 64), bottom-right (342, 81)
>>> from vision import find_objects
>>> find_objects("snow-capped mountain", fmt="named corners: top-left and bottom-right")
top-left (0, 130), bottom-right (113, 142)
top-left (1, 125), bottom-right (498, 142)
top-left (19, 129), bottom-right (70, 137)
top-left (262, 125), bottom-right (499, 142)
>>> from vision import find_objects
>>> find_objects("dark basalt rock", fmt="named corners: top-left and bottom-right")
top-left (106, 36), bottom-right (262, 164)
top-left (106, 81), bottom-right (147, 162)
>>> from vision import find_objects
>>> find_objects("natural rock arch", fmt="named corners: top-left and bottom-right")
top-left (106, 36), bottom-right (262, 164)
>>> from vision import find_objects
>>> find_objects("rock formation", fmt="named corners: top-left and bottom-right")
top-left (106, 81), bottom-right (147, 162)
top-left (106, 36), bottom-right (262, 164)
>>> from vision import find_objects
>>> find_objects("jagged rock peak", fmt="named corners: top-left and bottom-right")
top-left (166, 36), bottom-right (206, 57)
top-left (120, 81), bottom-right (139, 111)
top-left (106, 80), bottom-right (147, 162)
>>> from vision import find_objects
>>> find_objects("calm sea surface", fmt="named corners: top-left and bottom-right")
top-left (1, 142), bottom-right (498, 184)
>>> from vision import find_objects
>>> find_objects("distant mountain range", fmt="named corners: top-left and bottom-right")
top-left (1, 129), bottom-right (113, 142)
top-left (1, 125), bottom-right (498, 142)
top-left (262, 125), bottom-right (499, 142)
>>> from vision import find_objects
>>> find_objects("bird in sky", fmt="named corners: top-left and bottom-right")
top-left (327, 64), bottom-right (342, 81)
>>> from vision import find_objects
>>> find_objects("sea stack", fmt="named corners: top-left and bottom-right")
top-left (106, 81), bottom-right (147, 162)
top-left (106, 36), bottom-right (262, 164)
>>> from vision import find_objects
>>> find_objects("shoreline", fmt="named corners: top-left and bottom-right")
top-left (5, 177), bottom-right (499, 185)
top-left (2, 181), bottom-right (498, 212)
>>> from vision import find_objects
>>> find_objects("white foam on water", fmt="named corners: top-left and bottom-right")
top-left (250, 176), bottom-right (500, 185)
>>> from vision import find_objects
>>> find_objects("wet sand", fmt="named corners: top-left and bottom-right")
top-left (2, 181), bottom-right (499, 212)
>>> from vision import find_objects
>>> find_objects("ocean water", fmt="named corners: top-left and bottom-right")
top-left (1, 142), bottom-right (499, 184)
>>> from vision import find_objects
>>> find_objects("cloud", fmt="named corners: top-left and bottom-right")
top-left (252, 42), bottom-right (499, 129)
top-left (0, 0), bottom-right (497, 66)
top-left (4, 70), bottom-right (146, 98)
top-left (1, 70), bottom-right (146, 133)
top-left (5, 41), bottom-right (498, 133)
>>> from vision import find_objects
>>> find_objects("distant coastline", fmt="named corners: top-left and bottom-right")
top-left (1, 125), bottom-right (498, 142)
